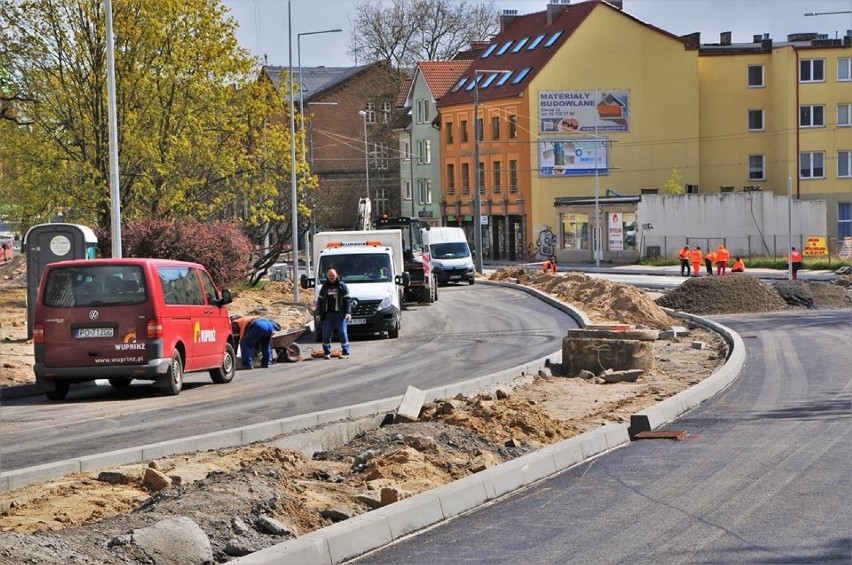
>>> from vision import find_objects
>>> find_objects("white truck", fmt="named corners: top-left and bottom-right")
top-left (301, 230), bottom-right (409, 340)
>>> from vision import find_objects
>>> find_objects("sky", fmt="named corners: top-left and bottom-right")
top-left (222, 0), bottom-right (852, 68)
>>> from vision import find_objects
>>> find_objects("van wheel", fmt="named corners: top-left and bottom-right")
top-left (108, 378), bottom-right (132, 388)
top-left (162, 351), bottom-right (183, 396)
top-left (388, 322), bottom-right (400, 339)
top-left (45, 382), bottom-right (69, 401)
top-left (210, 343), bottom-right (236, 384)
top-left (468, 278), bottom-right (475, 285)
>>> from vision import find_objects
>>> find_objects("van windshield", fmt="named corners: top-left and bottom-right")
top-left (430, 242), bottom-right (470, 260)
top-left (318, 253), bottom-right (392, 283)
top-left (43, 265), bottom-right (147, 307)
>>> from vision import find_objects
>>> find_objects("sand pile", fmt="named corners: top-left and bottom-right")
top-left (656, 275), bottom-right (788, 315)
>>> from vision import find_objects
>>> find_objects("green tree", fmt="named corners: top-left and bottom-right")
top-left (663, 167), bottom-right (684, 195)
top-left (0, 0), bottom-right (315, 264)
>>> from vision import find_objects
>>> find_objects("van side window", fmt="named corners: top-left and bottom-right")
top-left (158, 266), bottom-right (205, 305)
top-left (198, 269), bottom-right (220, 305)
top-left (44, 266), bottom-right (145, 307)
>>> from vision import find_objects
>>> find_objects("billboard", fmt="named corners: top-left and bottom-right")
top-left (539, 90), bottom-right (630, 133)
top-left (539, 139), bottom-right (608, 177)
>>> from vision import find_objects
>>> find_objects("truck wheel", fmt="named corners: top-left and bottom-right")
top-left (108, 378), bottom-right (133, 388)
top-left (45, 382), bottom-right (70, 401)
top-left (210, 343), bottom-right (236, 384)
top-left (162, 351), bottom-right (184, 396)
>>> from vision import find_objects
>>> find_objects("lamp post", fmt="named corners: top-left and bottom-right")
top-left (105, 0), bottom-right (121, 257)
top-left (297, 28), bottom-right (342, 160)
top-left (473, 69), bottom-right (510, 273)
top-left (358, 110), bottom-right (370, 201)
top-left (304, 101), bottom-right (337, 277)
top-left (286, 1), bottom-right (300, 301)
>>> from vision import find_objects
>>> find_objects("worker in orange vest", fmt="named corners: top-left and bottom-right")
top-left (542, 256), bottom-right (557, 274)
top-left (788, 247), bottom-right (803, 280)
top-left (678, 245), bottom-right (691, 276)
top-left (731, 257), bottom-right (746, 272)
top-left (716, 244), bottom-right (730, 276)
top-left (689, 246), bottom-right (703, 277)
top-left (704, 249), bottom-right (716, 276)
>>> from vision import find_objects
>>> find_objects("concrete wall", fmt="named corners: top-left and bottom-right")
top-left (637, 192), bottom-right (827, 258)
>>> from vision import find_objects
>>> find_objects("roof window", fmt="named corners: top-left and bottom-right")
top-left (465, 74), bottom-right (484, 91)
top-left (496, 71), bottom-right (514, 86)
top-left (481, 72), bottom-right (499, 88)
top-left (544, 31), bottom-right (563, 47)
top-left (512, 67), bottom-right (531, 83)
top-left (496, 40), bottom-right (514, 56)
top-left (527, 33), bottom-right (546, 50)
top-left (511, 37), bottom-right (530, 52)
top-left (481, 44), bottom-right (497, 58)
top-left (451, 77), bottom-right (467, 93)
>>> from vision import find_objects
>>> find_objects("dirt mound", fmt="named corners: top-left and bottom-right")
top-left (0, 255), bottom-right (26, 285)
top-left (655, 275), bottom-right (789, 315)
top-left (490, 268), bottom-right (674, 329)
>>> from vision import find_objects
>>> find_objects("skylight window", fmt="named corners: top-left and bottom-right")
top-left (451, 77), bottom-right (467, 93)
top-left (511, 37), bottom-right (530, 52)
top-left (527, 34), bottom-right (546, 50)
top-left (481, 44), bottom-right (497, 58)
top-left (544, 31), bottom-right (563, 47)
top-left (481, 73), bottom-right (499, 88)
top-left (465, 74), bottom-right (483, 91)
top-left (496, 71), bottom-right (514, 86)
top-left (496, 40), bottom-right (514, 56)
top-left (512, 67), bottom-right (531, 84)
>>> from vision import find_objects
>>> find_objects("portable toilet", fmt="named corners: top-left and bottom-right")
top-left (23, 223), bottom-right (98, 338)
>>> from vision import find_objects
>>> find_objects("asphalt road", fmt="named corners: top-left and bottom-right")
top-left (355, 309), bottom-right (852, 565)
top-left (0, 284), bottom-right (578, 472)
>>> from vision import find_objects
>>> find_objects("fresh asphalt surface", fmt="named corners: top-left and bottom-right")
top-left (0, 284), bottom-right (578, 471)
top-left (354, 309), bottom-right (852, 564)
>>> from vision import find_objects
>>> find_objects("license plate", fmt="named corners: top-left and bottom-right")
top-left (75, 327), bottom-right (114, 339)
top-left (450, 275), bottom-right (461, 280)
top-left (348, 318), bottom-right (366, 325)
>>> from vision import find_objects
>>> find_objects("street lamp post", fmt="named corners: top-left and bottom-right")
top-left (358, 110), bottom-right (370, 201)
top-left (304, 101), bottom-right (337, 277)
top-left (473, 69), bottom-right (510, 273)
top-left (297, 28), bottom-right (342, 159)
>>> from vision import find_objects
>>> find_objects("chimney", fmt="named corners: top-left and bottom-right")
top-left (720, 31), bottom-right (731, 45)
top-left (680, 32), bottom-right (701, 50)
top-left (500, 9), bottom-right (518, 32)
top-left (608, 0), bottom-right (624, 9)
top-left (547, 0), bottom-right (570, 26)
top-left (753, 34), bottom-right (762, 43)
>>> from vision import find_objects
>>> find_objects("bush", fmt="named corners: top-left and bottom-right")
top-left (120, 219), bottom-right (252, 286)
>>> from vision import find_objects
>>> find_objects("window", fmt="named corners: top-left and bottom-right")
top-left (800, 59), bottom-right (824, 82)
top-left (477, 162), bottom-right (485, 192)
top-left (374, 142), bottom-right (389, 169)
top-left (748, 154), bottom-right (765, 181)
top-left (496, 40), bottom-right (513, 56)
top-left (509, 160), bottom-right (518, 192)
top-left (461, 120), bottom-right (469, 142)
top-left (465, 74), bottom-right (483, 91)
top-left (512, 67), bottom-right (531, 84)
top-left (419, 179), bottom-right (432, 204)
top-left (800, 105), bottom-right (825, 127)
top-left (476, 117), bottom-right (483, 141)
top-left (509, 115), bottom-right (517, 138)
top-left (839, 151), bottom-right (852, 178)
top-left (481, 72), bottom-right (499, 88)
top-left (481, 44), bottom-right (497, 58)
top-left (461, 163), bottom-right (470, 194)
top-left (839, 203), bottom-right (852, 239)
top-left (445, 122), bottom-right (454, 143)
top-left (839, 104), bottom-right (852, 127)
top-left (496, 71), bottom-right (513, 86)
top-left (402, 140), bottom-right (411, 161)
top-left (491, 116), bottom-right (500, 140)
top-left (800, 152), bottom-right (824, 179)
top-left (492, 161), bottom-right (502, 193)
top-left (446, 164), bottom-right (455, 194)
top-left (561, 213), bottom-right (590, 251)
top-left (748, 64), bottom-right (764, 87)
top-left (451, 77), bottom-right (467, 92)
top-left (364, 102), bottom-right (376, 124)
top-left (512, 38), bottom-right (530, 52)
top-left (838, 57), bottom-right (851, 81)
top-left (403, 179), bottom-right (412, 200)
top-left (421, 139), bottom-right (431, 164)
top-left (544, 31), bottom-right (563, 47)
top-left (527, 33), bottom-right (546, 50)
top-left (415, 99), bottom-right (430, 124)
top-left (748, 109), bottom-right (764, 131)
top-left (381, 101), bottom-right (392, 124)
top-left (374, 188), bottom-right (389, 218)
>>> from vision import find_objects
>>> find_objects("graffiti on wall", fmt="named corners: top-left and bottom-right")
top-left (532, 226), bottom-right (557, 261)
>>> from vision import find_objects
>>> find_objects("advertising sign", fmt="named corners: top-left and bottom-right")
top-left (539, 139), bottom-right (608, 177)
top-left (608, 212), bottom-right (624, 251)
top-left (804, 236), bottom-right (828, 256)
top-left (840, 237), bottom-right (852, 260)
top-left (539, 90), bottom-right (630, 133)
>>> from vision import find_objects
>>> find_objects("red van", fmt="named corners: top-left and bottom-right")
top-left (33, 258), bottom-right (236, 400)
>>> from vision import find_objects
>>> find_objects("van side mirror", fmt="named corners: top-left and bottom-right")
top-left (396, 272), bottom-right (411, 287)
top-left (218, 289), bottom-right (233, 306)
top-left (300, 274), bottom-right (315, 289)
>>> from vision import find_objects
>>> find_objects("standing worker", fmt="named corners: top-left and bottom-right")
top-left (731, 257), bottom-right (746, 273)
top-left (542, 256), bottom-right (557, 274)
top-left (788, 247), bottom-right (803, 280)
top-left (233, 315), bottom-right (281, 369)
top-left (716, 244), bottom-right (730, 276)
top-left (689, 246), bottom-right (703, 277)
top-left (317, 268), bottom-right (352, 359)
top-left (704, 248), bottom-right (716, 276)
top-left (678, 245), bottom-right (691, 276)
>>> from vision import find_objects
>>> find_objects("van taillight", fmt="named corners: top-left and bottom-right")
top-left (147, 319), bottom-right (163, 339)
top-left (33, 323), bottom-right (44, 343)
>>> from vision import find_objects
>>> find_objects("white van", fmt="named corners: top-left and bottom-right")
top-left (424, 227), bottom-right (475, 286)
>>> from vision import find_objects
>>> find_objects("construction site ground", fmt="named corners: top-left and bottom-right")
top-left (0, 255), bottom-right (850, 564)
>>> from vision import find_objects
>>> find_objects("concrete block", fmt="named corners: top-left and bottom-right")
top-left (142, 429), bottom-right (242, 460)
top-left (515, 450), bottom-right (559, 484)
top-left (325, 513), bottom-right (393, 563)
top-left (2, 460), bottom-right (80, 492)
top-left (691, 341), bottom-right (707, 350)
top-left (240, 421), bottom-right (284, 444)
top-left (394, 385), bottom-right (426, 423)
top-left (540, 436), bottom-right (585, 470)
top-left (479, 460), bottom-right (526, 499)
top-left (436, 473), bottom-right (489, 518)
top-left (79, 447), bottom-right (144, 473)
top-left (373, 492), bottom-right (444, 538)
top-left (229, 534), bottom-right (331, 565)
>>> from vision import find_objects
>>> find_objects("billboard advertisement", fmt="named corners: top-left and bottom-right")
top-left (539, 90), bottom-right (630, 133)
top-left (539, 139), bottom-right (608, 177)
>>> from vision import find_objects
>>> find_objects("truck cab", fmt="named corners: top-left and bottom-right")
top-left (372, 215), bottom-right (436, 304)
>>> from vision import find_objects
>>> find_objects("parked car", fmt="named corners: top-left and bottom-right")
top-left (33, 258), bottom-right (236, 400)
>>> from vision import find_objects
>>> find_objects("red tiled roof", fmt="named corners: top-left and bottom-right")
top-left (418, 60), bottom-right (472, 100)
top-left (438, 0), bottom-right (683, 108)
top-left (396, 76), bottom-right (413, 108)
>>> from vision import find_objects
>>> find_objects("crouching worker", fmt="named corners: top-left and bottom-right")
top-left (542, 256), bottom-right (557, 274)
top-left (731, 257), bottom-right (746, 273)
top-left (233, 315), bottom-right (281, 369)
top-left (317, 268), bottom-right (352, 359)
